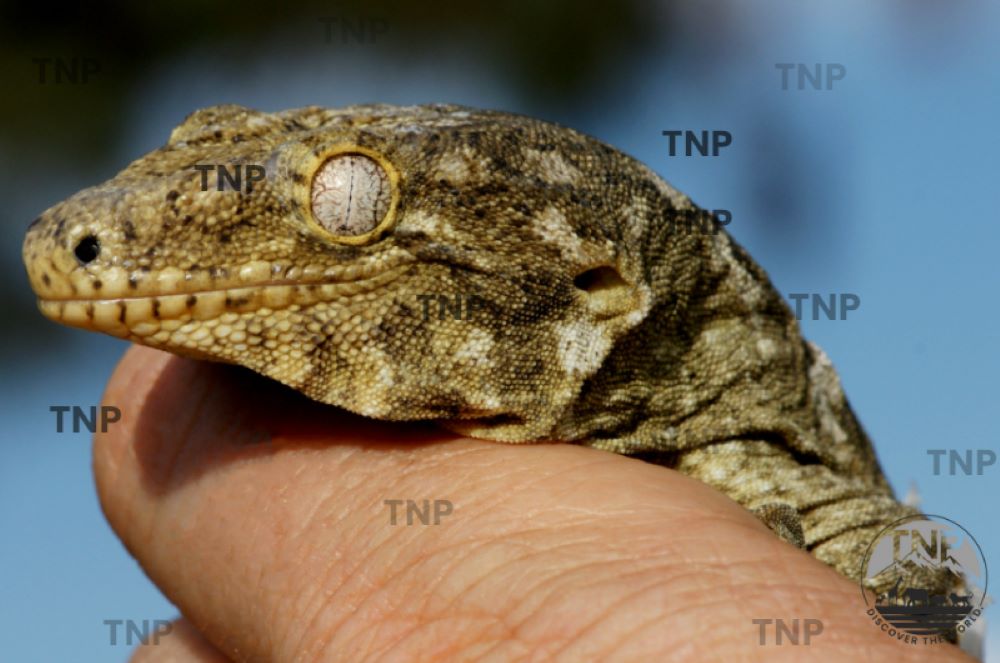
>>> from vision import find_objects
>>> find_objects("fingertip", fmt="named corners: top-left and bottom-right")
top-left (129, 618), bottom-right (230, 663)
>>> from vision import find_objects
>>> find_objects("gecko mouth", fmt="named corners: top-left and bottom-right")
top-left (36, 265), bottom-right (410, 339)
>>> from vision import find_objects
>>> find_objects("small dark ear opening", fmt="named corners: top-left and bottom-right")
top-left (573, 265), bottom-right (635, 319)
top-left (573, 265), bottom-right (627, 293)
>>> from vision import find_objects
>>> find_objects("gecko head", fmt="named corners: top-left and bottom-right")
top-left (23, 103), bottom-right (697, 441)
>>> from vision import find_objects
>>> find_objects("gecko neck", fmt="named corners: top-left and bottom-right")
top-left (556, 225), bottom-right (866, 473)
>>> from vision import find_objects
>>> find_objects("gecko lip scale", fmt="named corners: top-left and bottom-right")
top-left (35, 264), bottom-right (411, 338)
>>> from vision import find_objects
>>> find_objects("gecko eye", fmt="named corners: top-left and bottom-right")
top-left (311, 153), bottom-right (391, 238)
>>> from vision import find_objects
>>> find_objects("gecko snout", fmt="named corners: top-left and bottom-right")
top-left (21, 190), bottom-right (125, 308)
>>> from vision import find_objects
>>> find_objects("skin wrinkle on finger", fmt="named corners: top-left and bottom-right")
top-left (282, 445), bottom-right (496, 658)
top-left (545, 568), bottom-right (685, 659)
top-left (242, 486), bottom-right (748, 660)
top-left (94, 347), bottom-right (975, 662)
top-left (252, 492), bottom-right (306, 658)
top-left (678, 520), bottom-right (830, 588)
top-left (279, 496), bottom-right (360, 659)
top-left (361, 601), bottom-right (510, 662)
top-left (392, 470), bottom-right (696, 604)
top-left (700, 580), bottom-right (864, 654)
top-left (281, 490), bottom-right (421, 662)
top-left (563, 572), bottom-right (775, 660)
top-left (529, 465), bottom-right (733, 550)
top-left (431, 527), bottom-right (731, 657)
top-left (583, 589), bottom-right (689, 662)
top-left (125, 466), bottom-right (944, 663)
top-left (242, 455), bottom-right (394, 660)
top-left (588, 566), bottom-right (806, 651)
top-left (328, 539), bottom-right (525, 662)
top-left (280, 445), bottom-right (548, 660)
top-left (428, 536), bottom-right (597, 642)
top-left (199, 480), bottom-right (304, 659)
top-left (652, 587), bottom-right (824, 661)
top-left (286, 551), bottom-right (366, 662)
top-left (537, 564), bottom-right (719, 654)
top-left (290, 448), bottom-right (736, 656)
top-left (262, 446), bottom-right (460, 652)
top-left (323, 515), bottom-right (519, 659)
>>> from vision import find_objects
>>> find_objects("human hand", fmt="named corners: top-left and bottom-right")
top-left (97, 346), bottom-right (972, 662)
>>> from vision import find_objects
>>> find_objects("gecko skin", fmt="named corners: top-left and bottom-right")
top-left (23, 103), bottom-right (917, 583)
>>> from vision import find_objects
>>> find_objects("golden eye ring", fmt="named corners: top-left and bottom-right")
top-left (303, 145), bottom-right (400, 245)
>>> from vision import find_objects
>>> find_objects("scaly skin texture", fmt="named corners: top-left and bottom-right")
top-left (23, 103), bottom-right (918, 583)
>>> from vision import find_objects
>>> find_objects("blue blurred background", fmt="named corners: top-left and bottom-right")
top-left (1, 1), bottom-right (997, 660)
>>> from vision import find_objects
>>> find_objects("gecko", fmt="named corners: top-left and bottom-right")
top-left (22, 103), bottom-right (920, 585)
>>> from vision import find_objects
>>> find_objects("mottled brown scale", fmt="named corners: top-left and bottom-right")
top-left (22, 103), bottom-right (931, 588)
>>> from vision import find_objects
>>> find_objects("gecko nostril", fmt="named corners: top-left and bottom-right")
top-left (74, 235), bottom-right (101, 265)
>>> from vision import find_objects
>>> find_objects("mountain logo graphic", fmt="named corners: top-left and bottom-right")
top-left (859, 514), bottom-right (987, 644)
